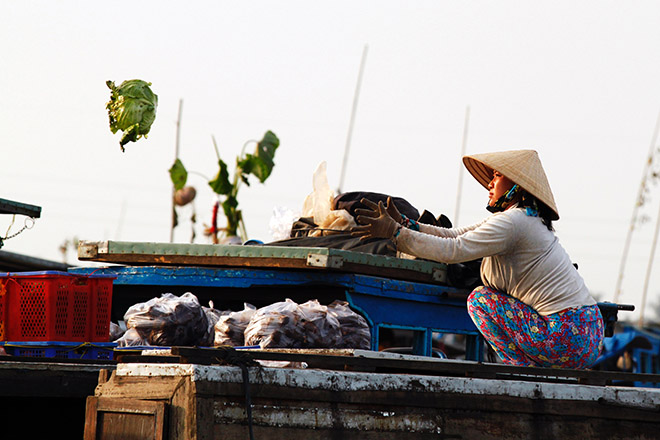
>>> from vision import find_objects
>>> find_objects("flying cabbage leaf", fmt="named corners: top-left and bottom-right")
top-left (106, 79), bottom-right (158, 152)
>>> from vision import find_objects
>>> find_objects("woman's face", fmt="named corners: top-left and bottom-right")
top-left (488, 171), bottom-right (515, 206)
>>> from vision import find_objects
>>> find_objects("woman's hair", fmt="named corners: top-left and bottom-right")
top-left (520, 191), bottom-right (554, 231)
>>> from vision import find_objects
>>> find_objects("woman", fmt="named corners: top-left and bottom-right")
top-left (352, 149), bottom-right (603, 369)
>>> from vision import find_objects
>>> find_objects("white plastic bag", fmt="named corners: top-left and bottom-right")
top-left (298, 299), bottom-right (342, 348)
top-left (118, 292), bottom-right (209, 347)
top-left (244, 299), bottom-right (304, 348)
top-left (302, 161), bottom-right (356, 236)
top-left (244, 298), bottom-right (346, 349)
top-left (115, 327), bottom-right (149, 347)
top-left (327, 300), bottom-right (371, 349)
top-left (109, 322), bottom-right (125, 342)
top-left (269, 206), bottom-right (301, 241)
top-left (302, 161), bottom-right (335, 223)
top-left (214, 303), bottom-right (257, 346)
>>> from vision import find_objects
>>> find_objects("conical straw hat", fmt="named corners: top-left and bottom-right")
top-left (462, 149), bottom-right (559, 220)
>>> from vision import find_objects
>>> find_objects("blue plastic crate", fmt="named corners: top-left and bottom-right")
top-left (0, 341), bottom-right (117, 360)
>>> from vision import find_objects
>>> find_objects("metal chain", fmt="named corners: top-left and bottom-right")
top-left (2, 216), bottom-right (35, 241)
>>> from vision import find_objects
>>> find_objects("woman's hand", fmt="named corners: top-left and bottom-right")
top-left (354, 197), bottom-right (403, 224)
top-left (351, 200), bottom-right (400, 240)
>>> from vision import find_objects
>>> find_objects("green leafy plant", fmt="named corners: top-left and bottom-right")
top-left (169, 130), bottom-right (280, 243)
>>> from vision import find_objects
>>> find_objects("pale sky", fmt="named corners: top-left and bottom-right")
top-left (3, 1), bottom-right (660, 322)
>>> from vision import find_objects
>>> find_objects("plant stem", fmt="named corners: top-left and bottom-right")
top-left (238, 211), bottom-right (248, 241)
top-left (211, 135), bottom-right (221, 161)
top-left (171, 99), bottom-right (184, 243)
top-left (188, 170), bottom-right (211, 181)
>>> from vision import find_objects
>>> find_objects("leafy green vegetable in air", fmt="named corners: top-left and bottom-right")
top-left (106, 79), bottom-right (158, 152)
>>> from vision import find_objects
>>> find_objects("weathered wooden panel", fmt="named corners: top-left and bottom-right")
top-left (89, 362), bottom-right (660, 439)
top-left (213, 399), bottom-right (447, 439)
top-left (84, 396), bottom-right (167, 440)
top-left (159, 346), bottom-right (660, 388)
top-left (94, 375), bottom-right (187, 400)
top-left (77, 240), bottom-right (448, 285)
top-left (209, 401), bottom-right (660, 440)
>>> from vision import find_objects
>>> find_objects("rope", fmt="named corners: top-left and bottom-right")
top-left (213, 346), bottom-right (260, 440)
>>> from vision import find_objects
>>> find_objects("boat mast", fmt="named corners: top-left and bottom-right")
top-left (613, 110), bottom-right (660, 303)
top-left (338, 44), bottom-right (368, 194)
top-left (454, 106), bottom-right (470, 226)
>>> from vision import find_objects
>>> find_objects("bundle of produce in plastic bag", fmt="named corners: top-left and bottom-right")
top-left (298, 299), bottom-right (341, 348)
top-left (214, 303), bottom-right (257, 346)
top-left (116, 292), bottom-right (209, 347)
top-left (328, 300), bottom-right (371, 349)
top-left (244, 299), bottom-right (304, 348)
top-left (109, 322), bottom-right (125, 342)
top-left (115, 327), bottom-right (147, 347)
top-left (244, 298), bottom-right (344, 349)
top-left (204, 301), bottom-right (232, 346)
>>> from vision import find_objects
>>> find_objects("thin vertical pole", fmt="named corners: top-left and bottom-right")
top-left (338, 44), bottom-right (368, 194)
top-left (639, 198), bottom-right (660, 328)
top-left (454, 106), bottom-right (470, 225)
top-left (614, 110), bottom-right (660, 302)
top-left (170, 99), bottom-right (183, 243)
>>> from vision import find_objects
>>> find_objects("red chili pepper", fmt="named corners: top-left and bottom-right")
top-left (210, 200), bottom-right (219, 243)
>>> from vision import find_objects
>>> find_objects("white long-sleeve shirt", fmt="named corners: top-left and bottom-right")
top-left (394, 207), bottom-right (596, 315)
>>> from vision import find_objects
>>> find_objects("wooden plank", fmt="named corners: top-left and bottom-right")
top-left (77, 240), bottom-right (448, 285)
top-left (209, 397), bottom-right (660, 439)
top-left (94, 364), bottom-right (660, 438)
top-left (0, 354), bottom-right (116, 366)
top-left (165, 346), bottom-right (660, 387)
top-left (95, 374), bottom-right (187, 400)
top-left (77, 253), bottom-right (442, 285)
top-left (84, 396), bottom-right (167, 440)
top-left (209, 393), bottom-right (660, 435)
top-left (190, 378), bottom-right (660, 424)
top-left (79, 252), bottom-right (309, 269)
top-left (114, 354), bottom-right (182, 364)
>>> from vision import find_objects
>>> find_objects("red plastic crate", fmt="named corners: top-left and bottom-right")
top-left (0, 271), bottom-right (115, 342)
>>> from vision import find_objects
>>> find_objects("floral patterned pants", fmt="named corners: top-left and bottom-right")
top-left (467, 286), bottom-right (604, 368)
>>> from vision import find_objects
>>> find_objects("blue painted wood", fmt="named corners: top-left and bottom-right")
top-left (345, 288), bottom-right (482, 359)
top-left (70, 265), bottom-right (482, 359)
top-left (76, 266), bottom-right (356, 288)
